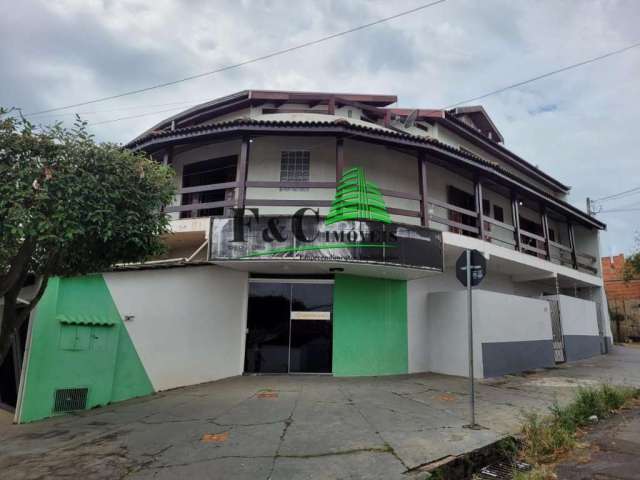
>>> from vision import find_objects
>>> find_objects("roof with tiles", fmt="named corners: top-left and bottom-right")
top-left (126, 114), bottom-right (604, 230)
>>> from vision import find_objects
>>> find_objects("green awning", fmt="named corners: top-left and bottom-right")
top-left (56, 314), bottom-right (116, 326)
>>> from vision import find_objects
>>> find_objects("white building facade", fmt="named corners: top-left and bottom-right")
top-left (13, 91), bottom-right (612, 422)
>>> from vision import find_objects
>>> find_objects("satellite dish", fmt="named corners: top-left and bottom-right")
top-left (403, 110), bottom-right (418, 129)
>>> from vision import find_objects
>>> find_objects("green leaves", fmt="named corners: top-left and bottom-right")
top-left (0, 110), bottom-right (176, 279)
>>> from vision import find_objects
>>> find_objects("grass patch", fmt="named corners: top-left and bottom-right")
top-left (511, 465), bottom-right (555, 480)
top-left (514, 384), bottom-right (639, 479)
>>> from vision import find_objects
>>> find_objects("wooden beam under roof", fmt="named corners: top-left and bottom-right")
top-left (129, 122), bottom-right (604, 231)
top-left (249, 90), bottom-right (396, 106)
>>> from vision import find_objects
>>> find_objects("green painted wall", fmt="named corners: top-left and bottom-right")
top-left (332, 274), bottom-right (408, 376)
top-left (19, 275), bottom-right (153, 423)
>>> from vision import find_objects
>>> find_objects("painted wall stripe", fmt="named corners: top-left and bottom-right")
top-left (332, 274), bottom-right (408, 376)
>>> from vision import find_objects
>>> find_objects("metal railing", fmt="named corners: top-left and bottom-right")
top-left (165, 179), bottom-right (599, 275)
top-left (165, 181), bottom-right (237, 214)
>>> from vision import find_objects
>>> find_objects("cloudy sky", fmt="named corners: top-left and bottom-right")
top-left (2, 0), bottom-right (639, 254)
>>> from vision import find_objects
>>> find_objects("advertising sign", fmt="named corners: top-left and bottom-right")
top-left (209, 167), bottom-right (443, 271)
top-left (208, 212), bottom-right (444, 272)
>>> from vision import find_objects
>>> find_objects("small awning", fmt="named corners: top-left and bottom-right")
top-left (56, 314), bottom-right (117, 326)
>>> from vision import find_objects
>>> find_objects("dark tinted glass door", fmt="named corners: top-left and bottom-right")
top-left (245, 283), bottom-right (291, 373)
top-left (289, 284), bottom-right (332, 373)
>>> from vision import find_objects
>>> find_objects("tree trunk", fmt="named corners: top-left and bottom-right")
top-left (0, 273), bottom-right (50, 367)
top-left (0, 279), bottom-right (23, 368)
top-left (0, 238), bottom-right (35, 298)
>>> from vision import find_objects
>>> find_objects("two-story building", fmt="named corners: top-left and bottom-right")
top-left (13, 90), bottom-right (613, 423)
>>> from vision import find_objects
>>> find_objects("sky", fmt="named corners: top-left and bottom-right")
top-left (2, 0), bottom-right (639, 255)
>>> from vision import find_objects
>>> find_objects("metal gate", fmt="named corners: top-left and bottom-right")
top-left (547, 299), bottom-right (565, 363)
top-left (595, 300), bottom-right (608, 354)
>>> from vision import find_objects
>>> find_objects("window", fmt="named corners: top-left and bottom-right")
top-left (482, 199), bottom-right (491, 216)
top-left (519, 216), bottom-right (545, 258)
top-left (494, 205), bottom-right (504, 223)
top-left (180, 155), bottom-right (237, 219)
top-left (447, 186), bottom-right (476, 237)
top-left (280, 151), bottom-right (310, 191)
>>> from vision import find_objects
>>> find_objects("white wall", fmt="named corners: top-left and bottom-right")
top-left (104, 265), bottom-right (248, 391)
top-left (574, 225), bottom-right (601, 274)
top-left (244, 135), bottom-right (424, 224)
top-left (582, 286), bottom-right (614, 339)
top-left (407, 279), bottom-right (430, 372)
top-left (426, 290), bottom-right (478, 377)
top-left (476, 290), bottom-right (552, 343)
top-left (407, 269), bottom-right (547, 373)
top-left (246, 135), bottom-right (336, 217)
top-left (547, 294), bottom-right (599, 336)
top-left (344, 139), bottom-right (421, 225)
top-left (423, 290), bottom-right (552, 378)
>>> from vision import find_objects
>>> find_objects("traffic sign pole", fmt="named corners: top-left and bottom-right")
top-left (456, 248), bottom-right (485, 429)
top-left (466, 249), bottom-right (476, 428)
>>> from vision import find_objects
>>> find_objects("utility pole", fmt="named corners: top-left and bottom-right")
top-left (586, 197), bottom-right (592, 216)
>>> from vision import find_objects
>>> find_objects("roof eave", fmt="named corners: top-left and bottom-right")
top-left (385, 108), bottom-right (570, 194)
top-left (450, 106), bottom-right (505, 143)
top-left (128, 120), bottom-right (604, 231)
top-left (437, 114), bottom-right (571, 193)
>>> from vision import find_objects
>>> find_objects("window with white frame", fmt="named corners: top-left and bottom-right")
top-left (280, 150), bottom-right (310, 191)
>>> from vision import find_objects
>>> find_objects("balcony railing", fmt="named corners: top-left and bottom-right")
top-left (161, 129), bottom-right (599, 277)
top-left (166, 179), bottom-right (598, 276)
top-left (165, 182), bottom-right (237, 214)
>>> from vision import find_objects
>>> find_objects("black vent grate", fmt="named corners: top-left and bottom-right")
top-left (478, 461), bottom-right (531, 479)
top-left (53, 387), bottom-right (88, 413)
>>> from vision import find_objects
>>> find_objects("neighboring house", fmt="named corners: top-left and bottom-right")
top-left (602, 254), bottom-right (640, 342)
top-left (12, 90), bottom-right (613, 422)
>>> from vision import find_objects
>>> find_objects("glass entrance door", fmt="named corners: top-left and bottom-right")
top-left (244, 282), bottom-right (291, 373)
top-left (244, 281), bottom-right (332, 374)
top-left (290, 284), bottom-right (332, 373)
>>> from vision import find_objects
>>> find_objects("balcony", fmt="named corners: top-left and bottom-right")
top-left (161, 135), bottom-right (601, 278)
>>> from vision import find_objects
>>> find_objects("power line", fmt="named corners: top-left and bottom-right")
top-left (445, 40), bottom-right (640, 108)
top-left (27, 100), bottom-right (204, 119)
top-left (592, 186), bottom-right (640, 203)
top-left (31, 36), bottom-right (640, 130)
top-left (22, 0), bottom-right (447, 117)
top-left (598, 208), bottom-right (640, 214)
top-left (86, 106), bottom-right (196, 127)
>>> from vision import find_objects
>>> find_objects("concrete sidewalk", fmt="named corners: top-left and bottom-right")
top-left (2, 346), bottom-right (640, 480)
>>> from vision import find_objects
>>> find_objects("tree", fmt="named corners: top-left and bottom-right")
top-left (623, 233), bottom-right (640, 281)
top-left (0, 110), bottom-right (175, 365)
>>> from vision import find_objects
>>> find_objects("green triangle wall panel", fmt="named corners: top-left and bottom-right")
top-left (18, 275), bottom-right (153, 423)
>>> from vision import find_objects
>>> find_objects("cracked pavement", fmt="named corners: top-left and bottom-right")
top-left (2, 346), bottom-right (640, 479)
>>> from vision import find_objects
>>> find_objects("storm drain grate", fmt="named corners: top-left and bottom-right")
top-left (53, 387), bottom-right (88, 413)
top-left (477, 460), bottom-right (531, 479)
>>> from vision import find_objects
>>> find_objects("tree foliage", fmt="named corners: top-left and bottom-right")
top-left (623, 233), bottom-right (640, 281)
top-left (0, 110), bottom-right (175, 364)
